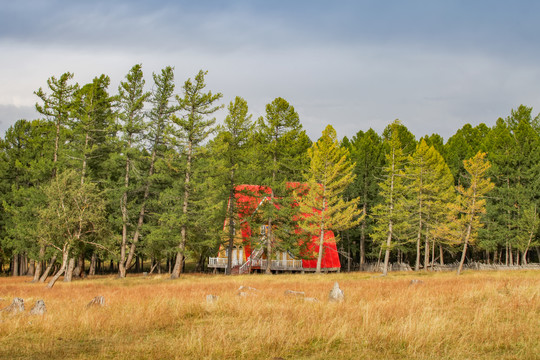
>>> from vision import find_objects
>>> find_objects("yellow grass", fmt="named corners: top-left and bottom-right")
top-left (0, 270), bottom-right (539, 359)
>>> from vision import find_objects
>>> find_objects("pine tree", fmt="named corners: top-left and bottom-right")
top-left (116, 64), bottom-right (151, 278)
top-left (297, 125), bottom-right (363, 273)
top-left (453, 152), bottom-right (494, 275)
top-left (347, 128), bottom-right (385, 267)
top-left (170, 70), bottom-right (223, 279)
top-left (120, 66), bottom-right (178, 277)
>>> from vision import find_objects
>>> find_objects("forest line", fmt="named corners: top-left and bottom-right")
top-left (1, 64), bottom-right (539, 285)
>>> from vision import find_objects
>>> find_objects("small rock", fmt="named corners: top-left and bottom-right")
top-left (284, 290), bottom-right (305, 297)
top-left (409, 279), bottom-right (424, 286)
top-left (304, 297), bottom-right (319, 302)
top-left (206, 294), bottom-right (219, 304)
top-left (328, 282), bottom-right (344, 302)
top-left (238, 285), bottom-right (257, 292)
top-left (30, 300), bottom-right (46, 315)
top-left (87, 296), bottom-right (106, 308)
top-left (2, 297), bottom-right (24, 314)
top-left (143, 272), bottom-right (148, 277)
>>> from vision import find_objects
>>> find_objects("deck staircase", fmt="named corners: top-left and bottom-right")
top-left (238, 236), bottom-right (266, 274)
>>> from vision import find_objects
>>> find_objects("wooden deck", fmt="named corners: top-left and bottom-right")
top-left (208, 258), bottom-right (340, 272)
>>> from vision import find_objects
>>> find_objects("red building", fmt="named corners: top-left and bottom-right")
top-left (208, 184), bottom-right (341, 273)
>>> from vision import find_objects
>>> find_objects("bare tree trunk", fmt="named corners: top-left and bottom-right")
top-left (382, 221), bottom-right (392, 276)
top-left (347, 231), bottom-right (351, 272)
top-left (28, 259), bottom-right (35, 277)
top-left (89, 252), bottom-right (97, 276)
top-left (172, 141), bottom-right (192, 279)
top-left (47, 248), bottom-right (69, 288)
top-left (439, 245), bottom-right (444, 265)
top-left (64, 257), bottom-right (75, 282)
top-left (39, 254), bottom-right (57, 283)
top-left (12, 254), bottom-right (19, 277)
top-left (226, 173), bottom-right (236, 275)
top-left (33, 245), bottom-right (46, 282)
top-left (360, 202), bottom-right (367, 265)
top-left (457, 222), bottom-right (473, 275)
top-left (315, 187), bottom-right (328, 274)
top-left (431, 239), bottom-right (435, 270)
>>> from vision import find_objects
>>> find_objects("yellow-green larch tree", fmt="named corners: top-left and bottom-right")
top-left (297, 125), bottom-right (363, 274)
top-left (453, 151), bottom-right (495, 275)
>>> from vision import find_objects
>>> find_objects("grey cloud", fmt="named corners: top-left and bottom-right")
top-left (0, 104), bottom-right (39, 135)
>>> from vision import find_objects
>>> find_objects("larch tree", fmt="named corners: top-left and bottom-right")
top-left (34, 72), bottom-right (77, 280)
top-left (34, 72), bottom-right (78, 178)
top-left (214, 96), bottom-right (254, 275)
top-left (371, 120), bottom-right (410, 276)
top-left (297, 125), bottom-right (363, 273)
top-left (256, 97), bottom-right (310, 274)
top-left (119, 66), bottom-right (178, 277)
top-left (170, 70), bottom-right (223, 279)
top-left (407, 139), bottom-right (455, 271)
top-left (453, 152), bottom-right (495, 275)
top-left (116, 64), bottom-right (151, 278)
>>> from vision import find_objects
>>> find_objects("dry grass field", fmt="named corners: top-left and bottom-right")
top-left (0, 270), bottom-right (539, 360)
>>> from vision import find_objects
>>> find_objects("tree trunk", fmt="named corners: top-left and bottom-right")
top-left (123, 142), bottom-right (159, 277)
top-left (47, 247), bottom-right (69, 288)
top-left (89, 252), bottom-right (97, 276)
top-left (28, 259), bottom-right (35, 277)
top-left (64, 257), bottom-right (75, 282)
top-left (347, 231), bottom-right (351, 272)
top-left (39, 254), bottom-right (57, 283)
top-left (172, 140), bottom-right (193, 279)
top-left (12, 254), bottom-right (19, 277)
top-left (439, 245), bottom-right (444, 265)
top-left (315, 192), bottom-right (327, 274)
top-left (360, 202), bottom-right (367, 265)
top-left (265, 217), bottom-right (273, 274)
top-left (226, 172), bottom-right (236, 275)
top-left (382, 220), bottom-right (392, 276)
top-left (118, 138), bottom-right (132, 278)
top-left (33, 245), bottom-right (46, 282)
top-left (457, 221), bottom-right (473, 275)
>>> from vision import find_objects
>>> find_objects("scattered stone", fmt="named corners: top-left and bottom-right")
top-left (237, 285), bottom-right (258, 297)
top-left (284, 290), bottom-right (305, 297)
top-left (2, 297), bottom-right (24, 314)
top-left (87, 296), bottom-right (106, 308)
top-left (206, 294), bottom-right (219, 304)
top-left (143, 272), bottom-right (148, 277)
top-left (409, 279), bottom-right (424, 286)
top-left (238, 285), bottom-right (257, 292)
top-left (30, 300), bottom-right (46, 315)
top-left (304, 297), bottom-right (319, 303)
top-left (328, 282), bottom-right (344, 303)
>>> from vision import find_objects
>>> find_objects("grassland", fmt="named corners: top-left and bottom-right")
top-left (0, 270), bottom-right (539, 360)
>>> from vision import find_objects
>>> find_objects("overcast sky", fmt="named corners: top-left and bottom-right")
top-left (1, 0), bottom-right (539, 141)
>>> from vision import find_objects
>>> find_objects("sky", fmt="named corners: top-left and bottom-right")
top-left (1, 0), bottom-right (539, 141)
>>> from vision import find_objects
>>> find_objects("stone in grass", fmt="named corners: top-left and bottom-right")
top-left (409, 279), bottom-right (424, 286)
top-left (206, 295), bottom-right (219, 304)
top-left (304, 297), bottom-right (319, 303)
top-left (30, 300), bottom-right (47, 315)
top-left (284, 290), bottom-right (305, 297)
top-left (237, 285), bottom-right (258, 297)
top-left (86, 295), bottom-right (106, 308)
top-left (328, 282), bottom-right (344, 303)
top-left (2, 297), bottom-right (25, 314)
